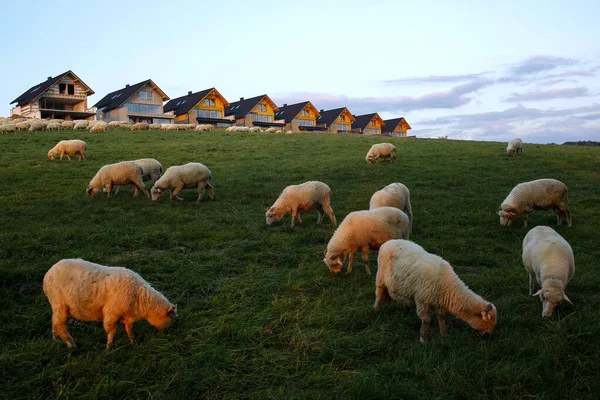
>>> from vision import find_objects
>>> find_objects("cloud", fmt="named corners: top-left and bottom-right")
top-left (509, 55), bottom-right (578, 76)
top-left (505, 87), bottom-right (589, 102)
top-left (379, 73), bottom-right (490, 85)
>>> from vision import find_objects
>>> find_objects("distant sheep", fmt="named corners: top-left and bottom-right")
top-left (16, 121), bottom-right (30, 131)
top-left (151, 162), bottom-right (213, 202)
top-left (149, 123), bottom-right (162, 130)
top-left (366, 143), bottom-right (396, 163)
top-left (0, 123), bottom-right (17, 133)
top-left (46, 122), bottom-right (61, 131)
top-left (87, 161), bottom-right (148, 198)
top-left (249, 127), bottom-right (262, 132)
top-left (195, 124), bottom-right (213, 132)
top-left (166, 124), bottom-right (179, 131)
top-left (498, 178), bottom-right (571, 227)
top-left (234, 126), bottom-right (250, 132)
top-left (225, 126), bottom-right (236, 132)
top-left (506, 138), bottom-right (523, 156)
top-left (29, 121), bottom-right (47, 132)
top-left (90, 122), bottom-right (108, 132)
top-left (522, 226), bottom-right (574, 318)
top-left (369, 183), bottom-right (413, 225)
top-left (61, 121), bottom-right (75, 129)
top-left (43, 258), bottom-right (176, 349)
top-left (324, 207), bottom-right (410, 275)
top-left (132, 122), bottom-right (149, 131)
top-left (74, 121), bottom-right (89, 130)
top-left (108, 121), bottom-right (121, 127)
top-left (266, 181), bottom-right (336, 227)
top-left (375, 239), bottom-right (497, 342)
top-left (264, 127), bottom-right (278, 133)
top-left (113, 158), bottom-right (163, 195)
top-left (48, 139), bottom-right (87, 161)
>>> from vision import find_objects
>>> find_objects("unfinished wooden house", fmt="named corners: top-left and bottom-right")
top-left (316, 107), bottom-right (356, 132)
top-left (351, 113), bottom-right (386, 135)
top-left (224, 95), bottom-right (283, 128)
top-left (163, 88), bottom-right (233, 127)
top-left (10, 70), bottom-right (95, 120)
top-left (381, 117), bottom-right (412, 137)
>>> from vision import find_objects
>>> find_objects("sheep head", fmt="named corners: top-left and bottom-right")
top-left (47, 151), bottom-right (56, 160)
top-left (533, 283), bottom-right (572, 318)
top-left (323, 250), bottom-right (345, 274)
top-left (265, 207), bottom-right (283, 225)
top-left (498, 206), bottom-right (517, 226)
top-left (470, 302), bottom-right (497, 335)
top-left (86, 186), bottom-right (99, 198)
top-left (151, 186), bottom-right (165, 201)
top-left (148, 304), bottom-right (177, 332)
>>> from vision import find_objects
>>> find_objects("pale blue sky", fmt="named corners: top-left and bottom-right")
top-left (2, 0), bottom-right (599, 143)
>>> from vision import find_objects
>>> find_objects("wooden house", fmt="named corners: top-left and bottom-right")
top-left (94, 79), bottom-right (173, 124)
top-left (224, 95), bottom-right (283, 128)
top-left (316, 107), bottom-right (356, 132)
top-left (381, 117), bottom-right (412, 137)
top-left (274, 101), bottom-right (323, 132)
top-left (351, 113), bottom-right (386, 135)
top-left (163, 88), bottom-right (233, 127)
top-left (10, 70), bottom-right (95, 120)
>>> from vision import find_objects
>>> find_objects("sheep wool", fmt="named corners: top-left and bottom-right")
top-left (74, 121), bottom-right (89, 130)
top-left (48, 139), bottom-right (87, 161)
top-left (28, 121), bottom-right (47, 131)
top-left (506, 138), bottom-right (523, 156)
top-left (266, 181), bottom-right (336, 227)
top-left (43, 258), bottom-right (177, 349)
top-left (369, 183), bottom-right (413, 225)
top-left (131, 122), bottom-right (149, 131)
top-left (375, 239), bottom-right (497, 342)
top-left (324, 207), bottom-right (410, 275)
top-left (87, 161), bottom-right (148, 198)
top-left (151, 162), bottom-right (213, 202)
top-left (366, 143), bottom-right (396, 163)
top-left (61, 121), bottom-right (75, 129)
top-left (522, 226), bottom-right (574, 318)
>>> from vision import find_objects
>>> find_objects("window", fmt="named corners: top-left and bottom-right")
top-left (292, 118), bottom-right (315, 127)
top-left (59, 84), bottom-right (66, 94)
top-left (125, 103), bottom-right (161, 114)
top-left (205, 99), bottom-right (210, 106)
top-left (339, 114), bottom-right (345, 121)
top-left (140, 91), bottom-right (146, 100)
top-left (332, 123), bottom-right (349, 131)
top-left (195, 109), bottom-right (222, 119)
top-left (154, 118), bottom-right (171, 124)
top-left (111, 93), bottom-right (122, 100)
top-left (210, 99), bottom-right (216, 107)
top-left (68, 84), bottom-right (75, 95)
top-left (248, 113), bottom-right (272, 122)
top-left (364, 128), bottom-right (379, 135)
top-left (147, 92), bottom-right (153, 101)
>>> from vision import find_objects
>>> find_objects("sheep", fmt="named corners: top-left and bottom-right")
top-left (522, 226), bottom-right (574, 318)
top-left (74, 120), bottom-right (89, 130)
top-left (28, 121), bottom-right (47, 131)
top-left (506, 138), bottom-right (523, 156)
top-left (234, 126), bottom-right (250, 132)
top-left (48, 139), bottom-right (87, 161)
top-left (43, 258), bottom-right (176, 349)
top-left (108, 121), bottom-right (121, 127)
top-left (120, 123), bottom-right (133, 129)
top-left (87, 161), bottom-right (149, 198)
top-left (151, 162), bottom-right (213, 202)
top-left (90, 122), bottom-right (108, 132)
top-left (149, 123), bottom-right (162, 130)
top-left (285, 130), bottom-right (293, 134)
top-left (249, 127), bottom-right (262, 132)
top-left (166, 124), bottom-right (179, 131)
top-left (498, 178), bottom-right (571, 228)
top-left (225, 126), bottom-right (236, 132)
top-left (374, 239), bottom-right (497, 342)
top-left (113, 158), bottom-right (163, 195)
top-left (266, 181), bottom-right (336, 227)
top-left (49, 119), bottom-right (64, 123)
top-left (46, 122), bottom-right (61, 131)
top-left (61, 121), bottom-right (75, 129)
top-left (16, 121), bottom-right (30, 131)
top-left (195, 124), bottom-right (211, 132)
top-left (369, 183), bottom-right (413, 225)
top-left (366, 143), bottom-right (396, 163)
top-left (131, 122), bottom-right (149, 131)
top-left (264, 127), bottom-right (278, 133)
top-left (0, 123), bottom-right (17, 133)
top-left (87, 121), bottom-right (98, 130)
top-left (324, 207), bottom-right (410, 275)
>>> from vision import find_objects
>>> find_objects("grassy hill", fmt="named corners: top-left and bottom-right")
top-left (1, 129), bottom-right (599, 399)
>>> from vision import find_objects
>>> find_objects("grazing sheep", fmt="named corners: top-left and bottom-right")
top-left (366, 143), bottom-right (396, 163)
top-left (151, 162), bottom-right (213, 202)
top-left (61, 121), bottom-right (75, 129)
top-left (16, 121), bottom-right (30, 131)
top-left (506, 138), bottom-right (523, 156)
top-left (87, 121), bottom-right (98, 130)
top-left (249, 127), bottom-right (262, 132)
top-left (46, 122), bottom-right (61, 131)
top-left (234, 126), bottom-right (250, 132)
top-left (264, 127), bottom-right (278, 133)
top-left (522, 226), bottom-right (574, 318)
top-left (195, 124), bottom-right (211, 132)
top-left (132, 122), bottom-right (149, 131)
top-left (113, 158), bottom-right (163, 194)
top-left (225, 126), bottom-right (236, 132)
top-left (166, 124), bottom-right (179, 131)
top-left (43, 258), bottom-right (177, 349)
top-left (266, 181), bottom-right (336, 227)
top-left (90, 122), bottom-right (108, 132)
top-left (324, 207), bottom-right (410, 275)
top-left (120, 123), bottom-right (133, 129)
top-left (149, 123), bottom-right (162, 130)
top-left (107, 121), bottom-right (121, 127)
top-left (369, 183), bottom-right (413, 225)
top-left (49, 119), bottom-right (63, 123)
top-left (498, 178), bottom-right (571, 228)
top-left (29, 121), bottom-right (47, 132)
top-left (48, 139), bottom-right (87, 161)
top-left (285, 130), bottom-right (293, 134)
top-left (74, 121), bottom-right (89, 130)
top-left (375, 239), bottom-right (497, 342)
top-left (0, 123), bottom-right (17, 133)
top-left (87, 161), bottom-right (149, 198)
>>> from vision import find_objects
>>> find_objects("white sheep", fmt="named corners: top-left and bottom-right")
top-left (149, 123), bottom-right (162, 130)
top-left (0, 123), bottom-right (17, 133)
top-left (249, 127), bottom-right (262, 132)
top-left (151, 162), bottom-right (214, 202)
top-left (369, 183), bottom-right (413, 225)
top-left (266, 181), bottom-right (336, 227)
top-left (264, 127), bottom-right (277, 133)
top-left (234, 126), bottom-right (250, 132)
top-left (90, 122), bottom-right (108, 132)
top-left (87, 121), bottom-right (98, 130)
top-left (74, 120), bottom-right (89, 130)
top-left (61, 121), bottom-right (75, 129)
top-left (324, 207), bottom-right (410, 275)
top-left (366, 143), bottom-right (396, 163)
top-left (108, 121), bottom-right (121, 128)
top-left (498, 178), bottom-right (571, 228)
top-left (375, 239), bottom-right (497, 342)
top-left (48, 139), bottom-right (87, 161)
top-left (119, 123), bottom-right (133, 129)
top-left (43, 258), bottom-right (177, 349)
top-left (166, 124), bottom-right (179, 131)
top-left (195, 124), bottom-right (211, 132)
top-left (28, 121), bottom-right (47, 131)
top-left (46, 122), bottom-right (61, 131)
top-left (16, 121), bottom-right (30, 131)
top-left (522, 226), bottom-right (574, 318)
top-left (113, 158), bottom-right (163, 195)
top-left (132, 122), bottom-right (149, 131)
top-left (87, 161), bottom-right (149, 198)
top-left (506, 138), bottom-right (523, 156)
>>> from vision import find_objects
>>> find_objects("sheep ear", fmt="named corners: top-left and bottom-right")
top-left (168, 304), bottom-right (177, 317)
top-left (532, 289), bottom-right (543, 297)
top-left (563, 293), bottom-right (573, 305)
top-left (484, 303), bottom-right (493, 312)
top-left (480, 310), bottom-right (489, 321)
top-left (337, 260), bottom-right (343, 266)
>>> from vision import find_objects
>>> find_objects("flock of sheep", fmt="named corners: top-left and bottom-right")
top-left (22, 125), bottom-right (576, 349)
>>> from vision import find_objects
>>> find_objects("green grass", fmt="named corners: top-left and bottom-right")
top-left (1, 129), bottom-right (599, 399)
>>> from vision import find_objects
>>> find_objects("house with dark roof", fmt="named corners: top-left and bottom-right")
top-left (351, 113), bottom-right (386, 135)
top-left (10, 70), bottom-right (95, 120)
top-left (93, 80), bottom-right (173, 124)
top-left (273, 101), bottom-right (323, 132)
top-left (224, 95), bottom-right (283, 128)
top-left (163, 88), bottom-right (233, 127)
top-left (381, 117), bottom-right (412, 137)
top-left (316, 107), bottom-right (356, 132)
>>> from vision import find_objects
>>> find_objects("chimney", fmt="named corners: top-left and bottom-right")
top-left (125, 84), bottom-right (130, 88)
top-left (320, 109), bottom-right (324, 113)
top-left (283, 103), bottom-right (287, 107)
top-left (47, 76), bottom-right (52, 80)
top-left (240, 97), bottom-right (244, 101)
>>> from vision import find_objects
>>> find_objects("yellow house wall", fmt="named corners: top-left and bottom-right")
top-left (186, 91), bottom-right (227, 125)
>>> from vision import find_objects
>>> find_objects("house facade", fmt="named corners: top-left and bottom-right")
top-left (10, 70), bottom-right (95, 120)
top-left (163, 88), bottom-right (233, 127)
top-left (381, 117), bottom-right (412, 137)
top-left (352, 113), bottom-right (386, 135)
top-left (316, 107), bottom-right (356, 132)
top-left (224, 94), bottom-right (283, 128)
top-left (94, 80), bottom-right (173, 124)
top-left (274, 101), bottom-right (323, 131)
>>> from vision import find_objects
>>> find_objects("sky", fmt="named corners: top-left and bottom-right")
top-left (1, 0), bottom-right (599, 143)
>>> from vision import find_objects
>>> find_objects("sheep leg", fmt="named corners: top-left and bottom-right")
top-left (122, 319), bottom-right (135, 344)
top-left (197, 182), bottom-right (206, 202)
top-left (105, 184), bottom-right (112, 198)
top-left (51, 305), bottom-right (75, 348)
top-left (104, 318), bottom-right (119, 350)
top-left (529, 272), bottom-right (535, 295)
top-left (59, 153), bottom-right (64, 161)
top-left (374, 284), bottom-right (391, 310)
top-left (523, 214), bottom-right (528, 228)
top-left (207, 183), bottom-right (214, 200)
top-left (436, 308), bottom-right (447, 336)
top-left (66, 154), bottom-right (71, 161)
top-left (417, 303), bottom-right (431, 343)
top-left (316, 206), bottom-right (324, 224)
top-left (565, 208), bottom-right (572, 227)
top-left (290, 209), bottom-right (297, 227)
top-left (296, 212), bottom-right (303, 224)
top-left (170, 186), bottom-right (184, 201)
top-left (347, 251), bottom-right (356, 273)
top-left (132, 185), bottom-right (139, 197)
top-left (361, 247), bottom-right (371, 276)
top-left (323, 204), bottom-right (337, 225)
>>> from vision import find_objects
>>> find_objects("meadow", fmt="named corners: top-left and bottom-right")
top-left (0, 129), bottom-right (599, 399)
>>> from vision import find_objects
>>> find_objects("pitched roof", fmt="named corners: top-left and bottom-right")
top-left (316, 107), bottom-right (356, 127)
top-left (381, 117), bottom-right (411, 133)
top-left (93, 80), bottom-right (169, 112)
top-left (11, 70), bottom-right (94, 106)
top-left (164, 88), bottom-right (229, 116)
top-left (274, 101), bottom-right (321, 123)
top-left (225, 94), bottom-right (279, 119)
top-left (352, 113), bottom-right (385, 130)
